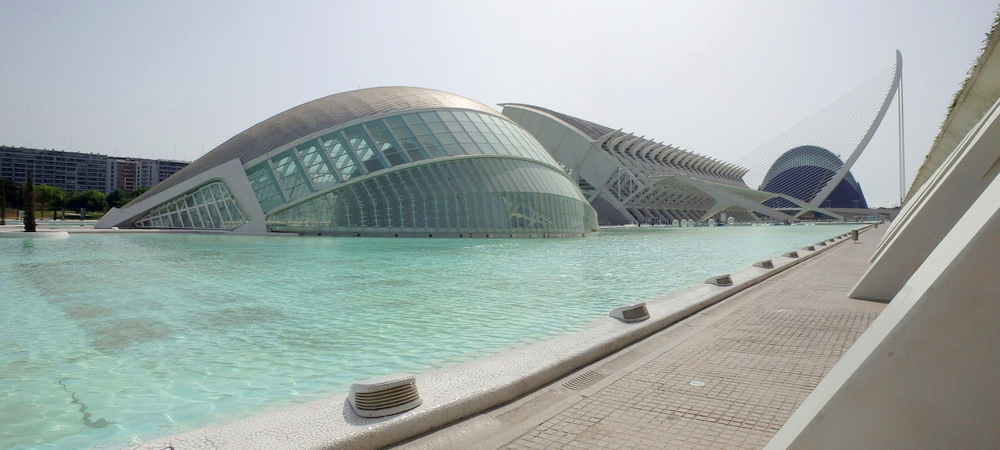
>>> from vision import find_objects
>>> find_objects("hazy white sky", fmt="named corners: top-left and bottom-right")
top-left (1, 0), bottom-right (996, 207)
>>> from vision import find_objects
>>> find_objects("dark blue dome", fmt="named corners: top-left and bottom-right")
top-left (759, 145), bottom-right (867, 209)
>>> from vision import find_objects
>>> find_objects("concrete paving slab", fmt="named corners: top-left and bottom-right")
top-left (399, 226), bottom-right (887, 450)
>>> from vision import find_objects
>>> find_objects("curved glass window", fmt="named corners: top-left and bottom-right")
top-left (247, 163), bottom-right (284, 212)
top-left (271, 150), bottom-right (313, 201)
top-left (245, 109), bottom-right (566, 215)
top-left (135, 181), bottom-right (247, 230)
top-left (343, 125), bottom-right (387, 173)
top-left (364, 120), bottom-right (409, 166)
top-left (296, 139), bottom-right (339, 190)
top-left (320, 132), bottom-right (363, 182)
top-left (267, 157), bottom-right (596, 235)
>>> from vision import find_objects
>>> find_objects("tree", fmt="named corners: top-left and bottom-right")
top-left (66, 190), bottom-right (108, 217)
top-left (107, 187), bottom-right (149, 209)
top-left (35, 184), bottom-right (64, 219)
top-left (23, 172), bottom-right (36, 232)
top-left (0, 178), bottom-right (22, 210)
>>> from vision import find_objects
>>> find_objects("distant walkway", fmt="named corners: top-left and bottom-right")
top-left (402, 226), bottom-right (887, 449)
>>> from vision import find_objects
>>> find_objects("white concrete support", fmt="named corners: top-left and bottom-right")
top-left (645, 175), bottom-right (794, 222)
top-left (850, 96), bottom-right (1000, 301)
top-left (501, 106), bottom-right (633, 224)
top-left (96, 158), bottom-right (267, 233)
top-left (809, 51), bottom-right (902, 208)
top-left (767, 166), bottom-right (1000, 450)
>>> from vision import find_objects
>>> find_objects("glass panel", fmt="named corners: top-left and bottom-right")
top-left (479, 141), bottom-right (500, 155)
top-left (217, 202), bottom-right (233, 223)
top-left (402, 113), bottom-right (424, 126)
top-left (188, 208), bottom-right (204, 228)
top-left (271, 150), bottom-right (312, 201)
top-left (263, 156), bottom-right (594, 234)
top-left (136, 181), bottom-right (249, 230)
top-left (365, 120), bottom-right (409, 167)
top-left (459, 142), bottom-right (482, 155)
top-left (427, 121), bottom-right (448, 134)
top-left (344, 125), bottom-right (387, 174)
top-left (389, 124), bottom-right (429, 161)
top-left (473, 120), bottom-right (492, 134)
top-left (385, 115), bottom-right (406, 128)
top-left (285, 183), bottom-right (312, 201)
top-left (321, 132), bottom-right (363, 181)
top-left (227, 202), bottom-right (244, 223)
top-left (495, 133), bottom-right (514, 147)
top-left (417, 134), bottom-right (447, 157)
top-left (298, 147), bottom-right (321, 166)
top-left (460, 121), bottom-right (480, 133)
top-left (297, 139), bottom-right (339, 190)
top-left (444, 121), bottom-right (464, 134)
top-left (247, 164), bottom-right (286, 212)
top-left (424, 145), bottom-right (446, 159)
top-left (199, 206), bottom-right (213, 227)
top-left (310, 172), bottom-right (337, 189)
top-left (408, 123), bottom-right (432, 136)
top-left (436, 110), bottom-right (456, 122)
top-left (418, 111), bottom-right (441, 123)
top-left (434, 132), bottom-right (458, 146)
top-left (469, 131), bottom-right (487, 144)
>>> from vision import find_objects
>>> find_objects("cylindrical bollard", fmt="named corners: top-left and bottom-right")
top-left (851, 229), bottom-right (859, 242)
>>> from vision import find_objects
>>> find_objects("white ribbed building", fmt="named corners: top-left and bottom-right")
top-left (501, 104), bottom-right (804, 225)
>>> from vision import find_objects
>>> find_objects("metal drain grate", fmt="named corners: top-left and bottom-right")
top-left (563, 370), bottom-right (607, 391)
top-left (349, 374), bottom-right (422, 418)
top-left (705, 274), bottom-right (734, 286)
top-left (610, 302), bottom-right (649, 322)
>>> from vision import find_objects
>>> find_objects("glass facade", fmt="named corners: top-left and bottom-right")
top-left (267, 157), bottom-right (597, 236)
top-left (244, 109), bottom-right (557, 214)
top-left (134, 182), bottom-right (247, 230)
top-left (129, 103), bottom-right (597, 236)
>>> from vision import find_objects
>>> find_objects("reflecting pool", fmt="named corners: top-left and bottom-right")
top-left (0, 224), bottom-right (860, 448)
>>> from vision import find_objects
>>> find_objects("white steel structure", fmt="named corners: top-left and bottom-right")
top-left (501, 104), bottom-right (816, 225)
top-left (738, 52), bottom-right (902, 218)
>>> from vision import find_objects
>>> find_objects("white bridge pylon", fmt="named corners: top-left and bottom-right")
top-left (809, 51), bottom-right (903, 208)
top-left (737, 51), bottom-right (903, 214)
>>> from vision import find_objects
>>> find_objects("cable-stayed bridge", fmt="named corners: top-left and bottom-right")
top-left (736, 51), bottom-right (903, 219)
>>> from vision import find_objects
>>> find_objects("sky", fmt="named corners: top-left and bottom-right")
top-left (1, 0), bottom-right (997, 208)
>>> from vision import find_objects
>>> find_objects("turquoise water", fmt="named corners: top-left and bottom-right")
top-left (0, 224), bottom-right (860, 448)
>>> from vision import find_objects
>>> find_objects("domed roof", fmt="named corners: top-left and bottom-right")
top-left (132, 87), bottom-right (500, 204)
top-left (760, 145), bottom-right (866, 208)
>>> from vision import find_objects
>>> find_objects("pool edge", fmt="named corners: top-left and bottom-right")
top-left (129, 225), bottom-right (874, 450)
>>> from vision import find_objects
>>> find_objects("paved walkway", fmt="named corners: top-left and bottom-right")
top-left (400, 226), bottom-right (887, 449)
